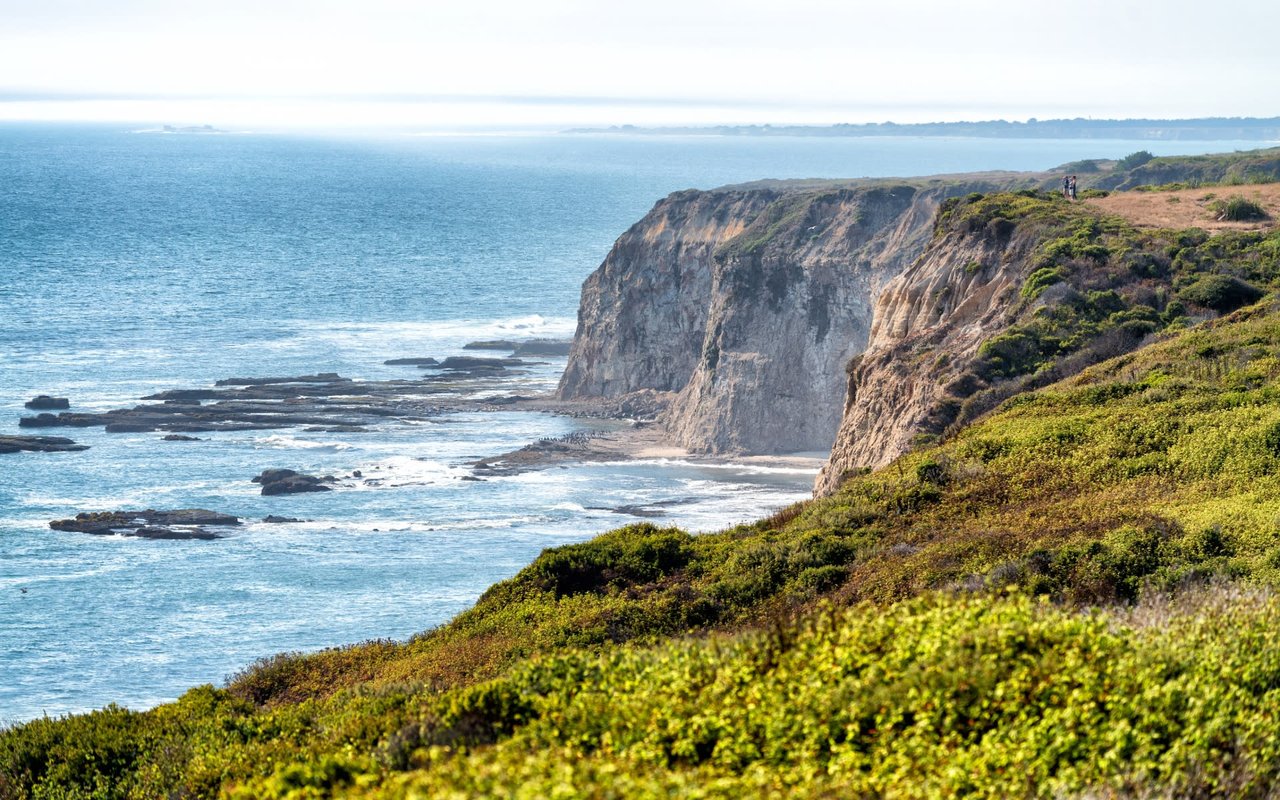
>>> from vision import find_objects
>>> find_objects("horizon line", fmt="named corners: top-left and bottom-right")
top-left (0, 91), bottom-right (1276, 125)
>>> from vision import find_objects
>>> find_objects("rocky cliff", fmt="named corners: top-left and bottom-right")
top-left (559, 179), bottom-right (1004, 454)
top-left (812, 211), bottom-right (1038, 493)
top-left (562, 151), bottom-right (1264, 495)
top-left (813, 184), bottom-right (1226, 495)
top-left (558, 189), bottom-right (780, 400)
top-left (665, 184), bottom-right (954, 454)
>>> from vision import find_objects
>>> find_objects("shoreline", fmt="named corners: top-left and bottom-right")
top-left (10, 364), bottom-right (826, 487)
top-left (471, 409), bottom-right (825, 479)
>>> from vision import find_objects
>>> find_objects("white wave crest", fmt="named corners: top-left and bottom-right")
top-left (253, 435), bottom-right (356, 452)
top-left (595, 458), bottom-right (821, 476)
top-left (349, 455), bottom-right (470, 488)
top-left (297, 315), bottom-right (576, 349)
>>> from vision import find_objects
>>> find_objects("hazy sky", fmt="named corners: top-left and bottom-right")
top-left (2, 0), bottom-right (1277, 129)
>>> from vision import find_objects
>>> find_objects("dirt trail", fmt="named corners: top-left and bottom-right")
top-left (1085, 183), bottom-right (1280, 232)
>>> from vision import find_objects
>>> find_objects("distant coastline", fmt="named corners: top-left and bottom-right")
top-left (565, 116), bottom-right (1280, 140)
top-left (161, 124), bottom-right (226, 134)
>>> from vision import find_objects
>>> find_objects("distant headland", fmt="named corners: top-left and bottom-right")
top-left (566, 116), bottom-right (1280, 140)
top-left (161, 124), bottom-right (226, 134)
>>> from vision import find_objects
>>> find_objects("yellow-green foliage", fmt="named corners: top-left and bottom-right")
top-left (11, 590), bottom-right (1280, 798)
top-left (339, 588), bottom-right (1280, 799)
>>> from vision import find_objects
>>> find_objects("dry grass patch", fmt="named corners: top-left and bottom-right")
top-left (1085, 183), bottom-right (1279, 231)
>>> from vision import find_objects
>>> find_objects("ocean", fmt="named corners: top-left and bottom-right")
top-left (0, 124), bottom-right (1264, 723)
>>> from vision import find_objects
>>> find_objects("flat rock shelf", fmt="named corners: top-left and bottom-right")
top-left (0, 435), bottom-right (89, 453)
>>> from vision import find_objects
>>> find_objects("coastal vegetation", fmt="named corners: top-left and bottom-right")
top-left (1211, 195), bottom-right (1270, 222)
top-left (1115, 150), bottom-right (1155, 171)
top-left (1095, 147), bottom-right (1280, 191)
top-left (9, 179), bottom-right (1280, 797)
top-left (964, 199), bottom-right (1277, 384)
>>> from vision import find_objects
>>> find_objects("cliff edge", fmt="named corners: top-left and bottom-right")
top-left (558, 177), bottom-right (1010, 454)
top-left (559, 148), bottom-right (1280, 496)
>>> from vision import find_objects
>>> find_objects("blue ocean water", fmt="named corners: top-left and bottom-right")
top-left (0, 125), bottom-right (1266, 723)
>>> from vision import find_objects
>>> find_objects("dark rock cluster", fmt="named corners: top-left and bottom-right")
top-left (462, 338), bottom-right (572, 356)
top-left (49, 509), bottom-right (240, 540)
top-left (382, 355), bottom-right (538, 377)
top-left (24, 395), bottom-right (70, 410)
top-left (0, 435), bottom-right (89, 454)
top-left (512, 340), bottom-right (572, 357)
top-left (252, 469), bottom-right (335, 495)
top-left (16, 371), bottom-right (538, 436)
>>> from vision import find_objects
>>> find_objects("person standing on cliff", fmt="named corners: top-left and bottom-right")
top-left (1069, 175), bottom-right (1078, 200)
top-left (1063, 175), bottom-right (1071, 199)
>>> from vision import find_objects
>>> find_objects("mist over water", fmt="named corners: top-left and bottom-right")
top-left (0, 125), bottom-right (1261, 722)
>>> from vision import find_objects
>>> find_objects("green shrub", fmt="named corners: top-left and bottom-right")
top-left (528, 525), bottom-right (694, 597)
top-left (1177, 274), bottom-right (1265, 312)
top-left (1116, 150), bottom-right (1156, 170)
top-left (1210, 195), bottom-right (1268, 222)
top-left (914, 457), bottom-right (949, 485)
top-left (977, 330), bottom-right (1047, 378)
top-left (1021, 266), bottom-right (1065, 299)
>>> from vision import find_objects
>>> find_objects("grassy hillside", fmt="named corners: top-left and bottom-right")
top-left (1092, 147), bottom-right (1280, 191)
top-left (6, 186), bottom-right (1280, 798)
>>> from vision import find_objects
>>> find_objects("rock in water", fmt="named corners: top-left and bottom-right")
top-left (436, 356), bottom-right (525, 369)
top-left (252, 469), bottom-right (335, 495)
top-left (0, 435), bottom-right (89, 454)
top-left (512, 339), bottom-right (573, 357)
top-left (215, 373), bottom-right (348, 386)
top-left (48, 509), bottom-right (240, 540)
top-left (105, 422), bottom-right (158, 433)
top-left (462, 340), bottom-right (519, 351)
top-left (24, 395), bottom-right (70, 410)
top-left (131, 526), bottom-right (220, 541)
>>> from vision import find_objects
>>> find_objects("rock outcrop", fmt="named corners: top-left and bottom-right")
top-left (813, 217), bottom-right (1039, 494)
top-left (15, 372), bottom-right (528, 435)
top-left (559, 188), bottom-right (781, 401)
top-left (462, 339), bottom-right (572, 356)
top-left (0, 435), bottom-right (88, 454)
top-left (252, 469), bottom-right (335, 496)
top-left (665, 185), bottom-right (956, 454)
top-left (24, 396), bottom-right (70, 410)
top-left (561, 154), bottom-right (1264, 491)
top-left (50, 509), bottom-right (240, 540)
top-left (559, 179), bottom-right (1004, 454)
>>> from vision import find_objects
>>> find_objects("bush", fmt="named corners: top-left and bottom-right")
top-left (1177, 274), bottom-right (1265, 312)
top-left (1116, 150), bottom-right (1156, 170)
top-left (1210, 195), bottom-right (1268, 222)
top-left (976, 330), bottom-right (1047, 378)
top-left (1021, 266), bottom-right (1065, 299)
top-left (528, 525), bottom-right (694, 597)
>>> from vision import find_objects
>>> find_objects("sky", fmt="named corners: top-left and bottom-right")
top-left (1, 0), bottom-right (1277, 130)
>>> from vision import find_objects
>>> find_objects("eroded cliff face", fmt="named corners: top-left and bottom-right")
top-left (813, 223), bottom-right (1041, 495)
top-left (559, 181), bottom-right (996, 454)
top-left (667, 185), bottom-right (942, 454)
top-left (562, 153), bottom-right (1270, 498)
top-left (557, 189), bottom-right (780, 400)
